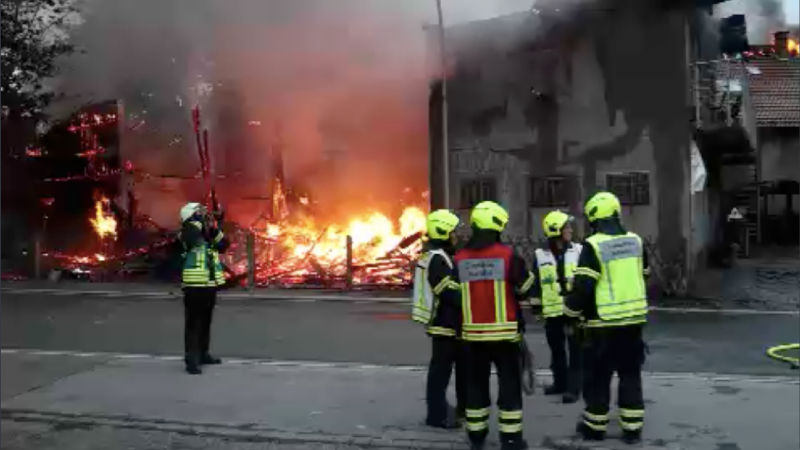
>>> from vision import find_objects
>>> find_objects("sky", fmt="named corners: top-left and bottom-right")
top-left (786, 0), bottom-right (799, 24)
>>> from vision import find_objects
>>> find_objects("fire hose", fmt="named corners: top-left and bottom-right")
top-left (766, 343), bottom-right (799, 369)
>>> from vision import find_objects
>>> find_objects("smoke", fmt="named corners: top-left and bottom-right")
top-left (54, 0), bottom-right (527, 227)
top-left (715, 0), bottom-right (787, 44)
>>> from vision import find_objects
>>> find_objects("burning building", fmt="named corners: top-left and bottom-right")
top-left (51, 0), bottom-right (436, 287)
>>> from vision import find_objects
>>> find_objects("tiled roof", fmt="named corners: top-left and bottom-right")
top-left (718, 57), bottom-right (800, 127)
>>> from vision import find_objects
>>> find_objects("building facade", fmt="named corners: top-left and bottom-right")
top-left (430, 3), bottom-right (703, 287)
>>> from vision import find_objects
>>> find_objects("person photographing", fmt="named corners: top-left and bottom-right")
top-left (178, 201), bottom-right (229, 375)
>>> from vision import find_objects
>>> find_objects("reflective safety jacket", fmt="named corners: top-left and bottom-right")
top-left (180, 220), bottom-right (229, 288)
top-left (533, 243), bottom-right (582, 318)
top-left (564, 231), bottom-right (648, 328)
top-left (455, 241), bottom-right (534, 342)
top-left (411, 244), bottom-right (461, 337)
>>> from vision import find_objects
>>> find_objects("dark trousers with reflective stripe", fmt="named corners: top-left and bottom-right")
top-left (426, 336), bottom-right (466, 422)
top-left (544, 315), bottom-right (582, 395)
top-left (581, 325), bottom-right (646, 434)
top-left (183, 287), bottom-right (218, 365)
top-left (463, 341), bottom-right (523, 444)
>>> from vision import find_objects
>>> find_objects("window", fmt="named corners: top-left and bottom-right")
top-left (460, 178), bottom-right (497, 209)
top-left (605, 172), bottom-right (650, 205)
top-left (529, 177), bottom-right (575, 207)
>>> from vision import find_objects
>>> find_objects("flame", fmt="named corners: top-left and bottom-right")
top-left (249, 181), bottom-right (427, 285)
top-left (89, 197), bottom-right (118, 241)
top-left (789, 39), bottom-right (798, 55)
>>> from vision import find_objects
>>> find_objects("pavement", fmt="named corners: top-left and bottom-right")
top-left (2, 287), bottom-right (799, 449)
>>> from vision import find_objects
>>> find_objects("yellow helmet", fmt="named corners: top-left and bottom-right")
top-left (470, 201), bottom-right (509, 232)
top-left (426, 209), bottom-right (460, 240)
top-left (542, 210), bottom-right (572, 238)
top-left (584, 191), bottom-right (621, 223)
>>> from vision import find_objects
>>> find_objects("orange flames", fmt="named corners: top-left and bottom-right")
top-left (89, 196), bottom-right (118, 241)
top-left (249, 182), bottom-right (427, 285)
top-left (789, 39), bottom-right (799, 55)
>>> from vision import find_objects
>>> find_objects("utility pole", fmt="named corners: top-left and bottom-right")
top-left (435, 0), bottom-right (450, 209)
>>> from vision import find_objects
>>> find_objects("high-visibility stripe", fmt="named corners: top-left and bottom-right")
top-left (462, 322), bottom-right (518, 331)
top-left (583, 411), bottom-right (609, 422)
top-left (574, 267), bottom-right (600, 280)
top-left (427, 326), bottom-right (456, 337)
top-left (462, 331), bottom-right (520, 342)
top-left (585, 316), bottom-right (646, 328)
top-left (465, 408), bottom-right (490, 418)
top-left (432, 276), bottom-right (454, 295)
top-left (582, 410), bottom-right (609, 432)
top-left (582, 420), bottom-right (608, 431)
top-left (564, 305), bottom-right (582, 318)
top-left (461, 284), bottom-right (472, 324)
top-left (519, 272), bottom-right (535, 293)
top-left (466, 421), bottom-right (488, 431)
top-left (619, 419), bottom-right (644, 431)
top-left (465, 407), bottom-right (489, 432)
top-left (498, 423), bottom-right (523, 433)
top-left (619, 408), bottom-right (645, 418)
top-left (499, 410), bottom-right (523, 420)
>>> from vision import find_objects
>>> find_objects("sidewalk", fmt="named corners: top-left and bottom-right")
top-left (2, 351), bottom-right (798, 450)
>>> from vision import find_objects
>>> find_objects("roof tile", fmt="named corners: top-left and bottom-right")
top-left (717, 57), bottom-right (800, 127)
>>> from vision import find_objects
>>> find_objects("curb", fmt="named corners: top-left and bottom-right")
top-left (3, 288), bottom-right (799, 315)
top-left (0, 409), bottom-right (476, 450)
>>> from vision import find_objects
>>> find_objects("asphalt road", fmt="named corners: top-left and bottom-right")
top-left (2, 292), bottom-right (798, 376)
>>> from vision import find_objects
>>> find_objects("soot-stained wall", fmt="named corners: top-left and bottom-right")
top-left (431, 3), bottom-right (694, 272)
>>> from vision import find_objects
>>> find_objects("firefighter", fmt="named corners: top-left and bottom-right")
top-left (456, 201), bottom-right (535, 450)
top-left (564, 192), bottom-right (649, 444)
top-left (179, 202), bottom-right (229, 375)
top-left (411, 209), bottom-right (466, 429)
top-left (530, 210), bottom-right (583, 404)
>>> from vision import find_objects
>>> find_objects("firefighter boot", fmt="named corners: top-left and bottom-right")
top-left (500, 437), bottom-right (529, 450)
top-left (201, 354), bottom-right (222, 365)
top-left (621, 430), bottom-right (642, 445)
top-left (562, 392), bottom-right (579, 404)
top-left (185, 357), bottom-right (202, 375)
top-left (469, 439), bottom-right (486, 450)
top-left (576, 421), bottom-right (605, 441)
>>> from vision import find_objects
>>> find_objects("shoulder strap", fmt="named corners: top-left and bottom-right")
top-left (429, 249), bottom-right (453, 269)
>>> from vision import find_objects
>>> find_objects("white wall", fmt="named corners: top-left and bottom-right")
top-left (760, 132), bottom-right (800, 183)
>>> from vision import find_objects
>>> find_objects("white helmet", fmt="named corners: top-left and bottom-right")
top-left (180, 202), bottom-right (203, 222)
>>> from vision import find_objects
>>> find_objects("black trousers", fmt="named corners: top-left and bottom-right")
top-left (463, 341), bottom-right (523, 444)
top-left (544, 315), bottom-right (582, 395)
top-left (426, 336), bottom-right (466, 422)
top-left (581, 325), bottom-right (646, 434)
top-left (183, 287), bottom-right (218, 365)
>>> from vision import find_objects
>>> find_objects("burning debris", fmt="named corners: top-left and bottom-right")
top-left (89, 196), bottom-right (118, 241)
top-left (236, 178), bottom-right (427, 287)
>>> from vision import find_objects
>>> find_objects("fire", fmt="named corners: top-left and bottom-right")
top-left (89, 197), bottom-right (118, 241)
top-left (247, 182), bottom-right (428, 286)
top-left (789, 39), bottom-right (799, 55)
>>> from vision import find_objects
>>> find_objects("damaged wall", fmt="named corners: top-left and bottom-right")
top-left (433, 1), bottom-right (695, 275)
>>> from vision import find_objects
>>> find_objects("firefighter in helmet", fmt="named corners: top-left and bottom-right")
top-left (531, 210), bottom-right (583, 404)
top-left (564, 192), bottom-right (650, 444)
top-left (455, 201), bottom-right (535, 450)
top-left (412, 209), bottom-right (466, 428)
top-left (179, 202), bottom-right (229, 375)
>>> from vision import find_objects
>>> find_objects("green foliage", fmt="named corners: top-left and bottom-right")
top-left (1, 0), bottom-right (79, 123)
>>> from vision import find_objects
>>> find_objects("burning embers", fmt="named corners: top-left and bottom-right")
top-left (236, 179), bottom-right (427, 287)
top-left (89, 196), bottom-right (118, 241)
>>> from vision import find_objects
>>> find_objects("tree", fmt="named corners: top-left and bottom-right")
top-left (1, 0), bottom-right (79, 138)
